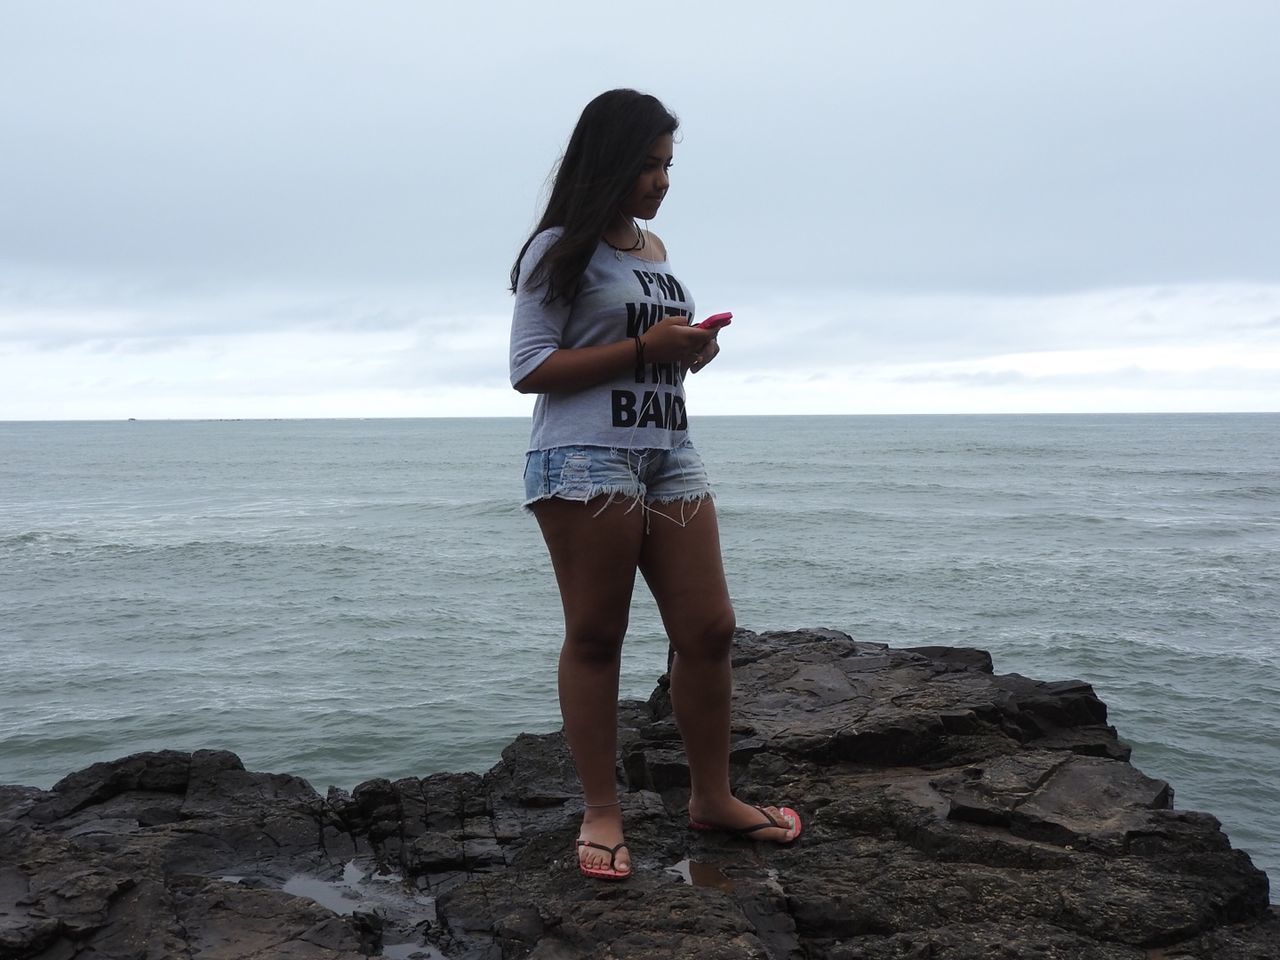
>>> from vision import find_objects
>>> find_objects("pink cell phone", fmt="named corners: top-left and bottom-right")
top-left (696, 312), bottom-right (733, 331)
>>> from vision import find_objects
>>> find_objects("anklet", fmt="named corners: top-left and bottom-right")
top-left (584, 799), bottom-right (621, 808)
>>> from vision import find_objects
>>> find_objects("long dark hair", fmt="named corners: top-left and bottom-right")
top-left (510, 89), bottom-right (679, 303)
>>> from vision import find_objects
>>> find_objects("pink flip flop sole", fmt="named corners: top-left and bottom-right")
top-left (575, 839), bottom-right (632, 880)
top-left (688, 805), bottom-right (802, 842)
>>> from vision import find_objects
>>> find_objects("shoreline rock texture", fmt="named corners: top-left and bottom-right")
top-left (1, 629), bottom-right (1275, 959)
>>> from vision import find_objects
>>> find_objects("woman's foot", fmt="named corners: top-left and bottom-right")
top-left (687, 795), bottom-right (801, 843)
top-left (576, 803), bottom-right (631, 879)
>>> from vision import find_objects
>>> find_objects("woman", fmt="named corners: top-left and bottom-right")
top-left (509, 89), bottom-right (800, 881)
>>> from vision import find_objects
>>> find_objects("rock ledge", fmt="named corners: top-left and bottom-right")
top-left (1, 629), bottom-right (1274, 959)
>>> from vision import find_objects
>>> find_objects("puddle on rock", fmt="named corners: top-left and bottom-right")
top-left (278, 860), bottom-right (429, 916)
top-left (281, 860), bottom-right (369, 913)
top-left (224, 859), bottom-right (442, 957)
top-left (667, 858), bottom-right (734, 893)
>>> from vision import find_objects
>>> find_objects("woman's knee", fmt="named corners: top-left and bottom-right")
top-left (562, 621), bottom-right (628, 666)
top-left (672, 607), bottom-right (736, 662)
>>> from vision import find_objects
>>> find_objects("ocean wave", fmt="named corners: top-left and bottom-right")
top-left (0, 530), bottom-right (87, 548)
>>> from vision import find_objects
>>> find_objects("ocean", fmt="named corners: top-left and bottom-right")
top-left (1, 414), bottom-right (1276, 885)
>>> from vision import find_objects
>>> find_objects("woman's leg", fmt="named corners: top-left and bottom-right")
top-left (532, 496), bottom-right (646, 874)
top-left (639, 499), bottom-right (798, 842)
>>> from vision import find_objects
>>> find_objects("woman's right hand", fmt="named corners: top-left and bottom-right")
top-left (641, 316), bottom-right (714, 365)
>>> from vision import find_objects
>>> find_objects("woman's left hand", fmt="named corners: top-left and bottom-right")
top-left (689, 337), bottom-right (720, 374)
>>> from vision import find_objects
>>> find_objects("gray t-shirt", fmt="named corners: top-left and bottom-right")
top-left (510, 228), bottom-right (697, 452)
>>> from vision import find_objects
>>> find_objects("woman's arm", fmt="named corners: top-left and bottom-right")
top-left (515, 317), bottom-right (714, 394)
top-left (514, 339), bottom-right (637, 394)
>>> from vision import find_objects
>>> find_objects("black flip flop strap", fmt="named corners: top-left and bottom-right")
top-left (577, 839), bottom-right (627, 868)
top-left (737, 808), bottom-right (783, 834)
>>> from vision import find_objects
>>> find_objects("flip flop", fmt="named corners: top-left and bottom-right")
top-left (575, 839), bottom-right (632, 881)
top-left (688, 805), bottom-right (802, 843)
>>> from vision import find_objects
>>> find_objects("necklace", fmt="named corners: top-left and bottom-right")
top-left (603, 219), bottom-right (645, 259)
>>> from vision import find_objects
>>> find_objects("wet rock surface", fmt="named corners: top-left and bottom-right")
top-left (1, 629), bottom-right (1274, 959)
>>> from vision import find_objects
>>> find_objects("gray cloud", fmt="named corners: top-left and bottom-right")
top-left (4, 1), bottom-right (1279, 298)
top-left (2, 1), bottom-right (1278, 417)
top-left (895, 369), bottom-right (1032, 387)
top-left (895, 366), bottom-right (1280, 391)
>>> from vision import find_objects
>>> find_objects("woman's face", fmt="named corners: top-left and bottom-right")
top-left (620, 133), bottom-right (674, 221)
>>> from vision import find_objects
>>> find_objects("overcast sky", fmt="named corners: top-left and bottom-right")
top-left (2, 0), bottom-right (1278, 419)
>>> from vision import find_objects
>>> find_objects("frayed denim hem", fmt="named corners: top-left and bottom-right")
top-left (521, 486), bottom-right (714, 522)
top-left (647, 488), bottom-right (715, 506)
top-left (521, 483), bottom-right (645, 516)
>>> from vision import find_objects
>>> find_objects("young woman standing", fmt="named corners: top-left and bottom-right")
top-left (509, 89), bottom-right (800, 881)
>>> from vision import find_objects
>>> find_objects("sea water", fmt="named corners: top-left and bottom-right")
top-left (1, 414), bottom-right (1276, 882)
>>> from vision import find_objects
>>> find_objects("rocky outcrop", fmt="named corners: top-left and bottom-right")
top-left (1, 629), bottom-right (1274, 959)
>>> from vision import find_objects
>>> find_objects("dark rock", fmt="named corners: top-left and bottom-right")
top-left (0, 629), bottom-right (1272, 959)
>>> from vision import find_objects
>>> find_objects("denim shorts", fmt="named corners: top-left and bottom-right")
top-left (522, 442), bottom-right (712, 512)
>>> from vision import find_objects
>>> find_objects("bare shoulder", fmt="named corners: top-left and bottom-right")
top-left (641, 229), bottom-right (669, 262)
